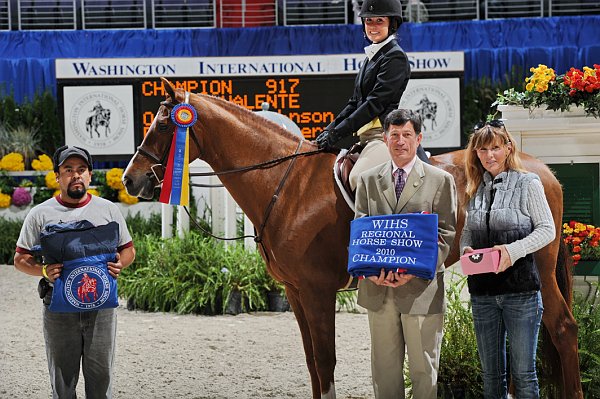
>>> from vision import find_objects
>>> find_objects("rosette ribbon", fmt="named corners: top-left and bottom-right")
top-left (159, 95), bottom-right (197, 206)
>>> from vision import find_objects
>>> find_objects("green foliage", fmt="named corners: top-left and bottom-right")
top-left (437, 273), bottom-right (483, 398)
top-left (0, 218), bottom-right (23, 264)
top-left (0, 171), bottom-right (18, 195)
top-left (571, 286), bottom-right (600, 398)
top-left (119, 232), bottom-right (278, 315)
top-left (0, 91), bottom-right (62, 157)
top-left (0, 125), bottom-right (42, 167)
top-left (127, 212), bottom-right (162, 238)
top-left (462, 66), bottom-right (526, 142)
top-left (336, 290), bottom-right (359, 313)
top-left (92, 170), bottom-right (118, 202)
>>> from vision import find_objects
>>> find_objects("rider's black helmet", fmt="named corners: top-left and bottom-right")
top-left (360, 0), bottom-right (403, 37)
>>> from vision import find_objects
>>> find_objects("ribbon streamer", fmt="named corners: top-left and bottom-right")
top-left (159, 97), bottom-right (197, 206)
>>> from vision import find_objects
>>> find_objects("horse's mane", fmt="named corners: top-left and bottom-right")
top-left (190, 92), bottom-right (304, 144)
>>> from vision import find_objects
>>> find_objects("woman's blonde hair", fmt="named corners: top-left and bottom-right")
top-left (464, 121), bottom-right (526, 201)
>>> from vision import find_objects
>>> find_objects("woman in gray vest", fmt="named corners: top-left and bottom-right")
top-left (460, 120), bottom-right (554, 399)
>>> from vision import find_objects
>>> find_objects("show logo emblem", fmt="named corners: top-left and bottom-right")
top-left (400, 84), bottom-right (456, 143)
top-left (69, 91), bottom-right (128, 149)
top-left (64, 266), bottom-right (112, 310)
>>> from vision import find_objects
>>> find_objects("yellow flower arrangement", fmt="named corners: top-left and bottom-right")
top-left (45, 172), bottom-right (59, 190)
top-left (106, 168), bottom-right (125, 191)
top-left (0, 192), bottom-right (11, 208)
top-left (525, 64), bottom-right (555, 93)
top-left (118, 189), bottom-right (139, 205)
top-left (87, 188), bottom-right (100, 197)
top-left (31, 154), bottom-right (54, 171)
top-left (53, 189), bottom-right (61, 197)
top-left (0, 152), bottom-right (25, 171)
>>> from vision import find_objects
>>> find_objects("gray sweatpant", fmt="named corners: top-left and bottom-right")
top-left (43, 306), bottom-right (117, 399)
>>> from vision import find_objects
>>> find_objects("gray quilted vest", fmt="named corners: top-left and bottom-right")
top-left (465, 170), bottom-right (541, 296)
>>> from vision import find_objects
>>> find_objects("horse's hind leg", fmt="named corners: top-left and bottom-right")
top-left (537, 244), bottom-right (583, 398)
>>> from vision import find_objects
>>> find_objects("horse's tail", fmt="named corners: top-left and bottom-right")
top-left (539, 239), bottom-right (574, 397)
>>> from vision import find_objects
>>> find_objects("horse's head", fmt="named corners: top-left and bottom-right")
top-left (123, 78), bottom-right (200, 199)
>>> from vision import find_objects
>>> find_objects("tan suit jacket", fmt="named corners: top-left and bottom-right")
top-left (355, 158), bottom-right (457, 314)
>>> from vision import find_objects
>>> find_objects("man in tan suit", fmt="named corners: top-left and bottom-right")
top-left (355, 108), bottom-right (457, 398)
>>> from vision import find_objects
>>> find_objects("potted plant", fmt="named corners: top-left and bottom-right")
top-left (494, 64), bottom-right (600, 118)
top-left (221, 245), bottom-right (270, 315)
top-left (267, 280), bottom-right (290, 312)
top-left (437, 273), bottom-right (483, 398)
top-left (562, 220), bottom-right (600, 275)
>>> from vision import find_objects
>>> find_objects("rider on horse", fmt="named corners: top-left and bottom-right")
top-left (315, 0), bottom-right (428, 191)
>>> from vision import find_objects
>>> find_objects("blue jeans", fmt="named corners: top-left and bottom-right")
top-left (471, 291), bottom-right (543, 399)
top-left (43, 306), bottom-right (117, 399)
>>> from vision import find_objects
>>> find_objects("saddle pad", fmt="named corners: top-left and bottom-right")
top-left (348, 213), bottom-right (439, 280)
top-left (334, 149), bottom-right (356, 212)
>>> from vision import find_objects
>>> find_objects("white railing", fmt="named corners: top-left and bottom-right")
top-left (162, 159), bottom-right (256, 250)
top-left (152, 0), bottom-right (216, 29)
top-left (549, 0), bottom-right (600, 16)
top-left (0, 0), bottom-right (10, 30)
top-left (283, 0), bottom-right (349, 26)
top-left (7, 1), bottom-right (600, 31)
top-left (82, 0), bottom-right (147, 30)
top-left (17, 0), bottom-right (76, 30)
top-left (485, 0), bottom-right (543, 19)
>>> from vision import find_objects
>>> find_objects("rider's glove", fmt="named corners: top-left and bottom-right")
top-left (316, 129), bottom-right (340, 151)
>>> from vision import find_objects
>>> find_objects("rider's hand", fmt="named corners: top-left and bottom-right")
top-left (316, 130), bottom-right (331, 150)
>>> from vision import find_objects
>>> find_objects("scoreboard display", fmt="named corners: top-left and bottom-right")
top-left (137, 75), bottom-right (356, 138)
top-left (56, 53), bottom-right (464, 158)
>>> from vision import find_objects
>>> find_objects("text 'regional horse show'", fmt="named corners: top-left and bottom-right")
top-left (122, 79), bottom-right (582, 398)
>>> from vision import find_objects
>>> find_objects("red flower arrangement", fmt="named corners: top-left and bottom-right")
top-left (564, 64), bottom-right (600, 96)
top-left (562, 221), bottom-right (600, 265)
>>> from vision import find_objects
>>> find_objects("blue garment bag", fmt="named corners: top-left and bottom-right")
top-left (38, 220), bottom-right (120, 312)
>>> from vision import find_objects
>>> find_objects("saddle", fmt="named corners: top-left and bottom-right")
top-left (334, 143), bottom-right (363, 205)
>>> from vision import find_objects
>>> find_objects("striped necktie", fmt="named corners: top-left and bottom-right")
top-left (394, 168), bottom-right (405, 199)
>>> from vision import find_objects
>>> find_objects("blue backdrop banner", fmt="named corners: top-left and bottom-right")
top-left (1, 16), bottom-right (600, 102)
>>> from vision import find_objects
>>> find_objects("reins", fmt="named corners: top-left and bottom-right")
top-left (136, 92), bottom-right (327, 252)
top-left (184, 139), bottom-right (321, 261)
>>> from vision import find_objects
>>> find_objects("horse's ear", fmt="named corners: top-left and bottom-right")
top-left (161, 77), bottom-right (178, 104)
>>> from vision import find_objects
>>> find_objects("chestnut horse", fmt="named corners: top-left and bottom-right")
top-left (123, 81), bottom-right (582, 398)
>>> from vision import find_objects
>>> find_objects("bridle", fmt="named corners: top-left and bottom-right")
top-left (134, 91), bottom-right (325, 254)
top-left (135, 94), bottom-right (203, 184)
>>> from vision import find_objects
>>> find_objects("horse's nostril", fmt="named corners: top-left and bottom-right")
top-left (122, 176), bottom-right (131, 188)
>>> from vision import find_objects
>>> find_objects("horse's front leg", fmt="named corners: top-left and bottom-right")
top-left (301, 283), bottom-right (338, 398)
top-left (286, 283), bottom-right (338, 399)
top-left (286, 285), bottom-right (321, 398)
